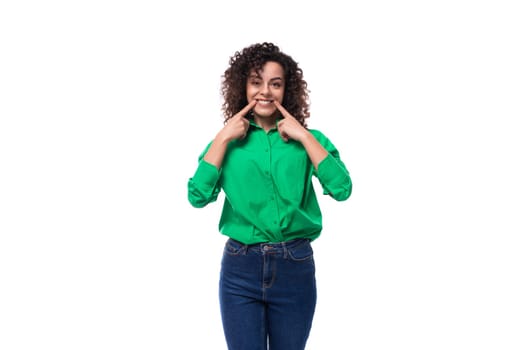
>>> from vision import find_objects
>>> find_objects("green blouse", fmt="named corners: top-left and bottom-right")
top-left (188, 121), bottom-right (352, 244)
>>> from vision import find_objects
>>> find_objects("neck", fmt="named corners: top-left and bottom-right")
top-left (253, 115), bottom-right (277, 132)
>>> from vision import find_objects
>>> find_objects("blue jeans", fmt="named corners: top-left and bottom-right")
top-left (219, 238), bottom-right (317, 350)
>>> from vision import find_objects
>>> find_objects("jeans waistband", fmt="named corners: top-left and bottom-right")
top-left (227, 237), bottom-right (311, 255)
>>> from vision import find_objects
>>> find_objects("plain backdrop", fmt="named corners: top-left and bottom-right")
top-left (1, 0), bottom-right (524, 349)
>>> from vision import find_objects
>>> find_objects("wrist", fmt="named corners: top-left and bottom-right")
top-left (297, 129), bottom-right (312, 144)
top-left (216, 130), bottom-right (233, 144)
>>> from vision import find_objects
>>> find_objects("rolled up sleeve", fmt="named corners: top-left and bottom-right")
top-left (316, 154), bottom-right (352, 201)
top-left (311, 130), bottom-right (352, 201)
top-left (188, 160), bottom-right (222, 208)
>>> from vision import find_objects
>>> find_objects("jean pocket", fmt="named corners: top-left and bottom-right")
top-left (287, 240), bottom-right (314, 262)
top-left (224, 239), bottom-right (245, 256)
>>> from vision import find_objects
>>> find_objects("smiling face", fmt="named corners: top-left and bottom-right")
top-left (246, 61), bottom-right (285, 129)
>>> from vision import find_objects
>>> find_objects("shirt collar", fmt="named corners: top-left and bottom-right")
top-left (248, 118), bottom-right (283, 131)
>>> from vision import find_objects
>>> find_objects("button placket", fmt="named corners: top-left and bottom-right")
top-left (265, 132), bottom-right (282, 235)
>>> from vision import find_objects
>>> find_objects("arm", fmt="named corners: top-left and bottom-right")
top-left (313, 134), bottom-right (352, 201)
top-left (274, 100), bottom-right (352, 201)
top-left (296, 132), bottom-right (328, 170)
top-left (188, 101), bottom-right (256, 208)
top-left (203, 100), bottom-right (255, 169)
top-left (274, 100), bottom-right (327, 169)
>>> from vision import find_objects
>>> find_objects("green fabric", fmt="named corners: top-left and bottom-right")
top-left (188, 121), bottom-right (352, 244)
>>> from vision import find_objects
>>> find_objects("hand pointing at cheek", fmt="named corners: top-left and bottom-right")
top-left (203, 100), bottom-right (256, 169)
top-left (219, 100), bottom-right (257, 142)
top-left (274, 100), bottom-right (309, 143)
top-left (274, 100), bottom-right (328, 169)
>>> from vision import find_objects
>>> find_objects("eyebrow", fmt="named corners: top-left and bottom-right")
top-left (248, 75), bottom-right (283, 82)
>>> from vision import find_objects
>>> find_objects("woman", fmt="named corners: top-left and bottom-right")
top-left (188, 42), bottom-right (352, 350)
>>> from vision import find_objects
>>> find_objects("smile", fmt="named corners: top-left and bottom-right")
top-left (256, 99), bottom-right (274, 105)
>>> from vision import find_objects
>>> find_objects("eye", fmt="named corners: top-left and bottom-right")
top-left (249, 79), bottom-right (261, 86)
top-left (272, 82), bottom-right (282, 88)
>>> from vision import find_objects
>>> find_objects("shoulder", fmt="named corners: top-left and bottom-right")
top-left (307, 128), bottom-right (341, 152)
top-left (308, 129), bottom-right (330, 142)
top-left (308, 128), bottom-right (324, 137)
top-left (197, 139), bottom-right (215, 159)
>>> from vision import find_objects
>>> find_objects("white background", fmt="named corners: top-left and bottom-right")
top-left (1, 0), bottom-right (524, 349)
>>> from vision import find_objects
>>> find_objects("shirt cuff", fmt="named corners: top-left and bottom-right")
top-left (317, 154), bottom-right (348, 185)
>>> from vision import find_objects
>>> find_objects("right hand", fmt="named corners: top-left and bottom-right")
top-left (217, 100), bottom-right (256, 142)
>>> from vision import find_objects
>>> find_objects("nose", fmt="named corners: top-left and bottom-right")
top-left (260, 83), bottom-right (270, 96)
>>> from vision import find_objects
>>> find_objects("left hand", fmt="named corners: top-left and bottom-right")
top-left (274, 100), bottom-right (308, 143)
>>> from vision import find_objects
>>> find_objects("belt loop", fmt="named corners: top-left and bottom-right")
top-left (281, 241), bottom-right (288, 259)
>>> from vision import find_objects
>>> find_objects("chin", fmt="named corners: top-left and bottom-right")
top-left (254, 108), bottom-right (277, 118)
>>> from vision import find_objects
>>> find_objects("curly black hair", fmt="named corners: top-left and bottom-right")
top-left (221, 42), bottom-right (310, 127)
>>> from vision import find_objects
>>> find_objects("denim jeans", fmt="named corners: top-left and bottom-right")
top-left (219, 238), bottom-right (317, 350)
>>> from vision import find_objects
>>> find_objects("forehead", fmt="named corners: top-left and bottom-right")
top-left (250, 61), bottom-right (284, 78)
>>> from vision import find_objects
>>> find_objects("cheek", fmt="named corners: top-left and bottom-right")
top-left (246, 86), bottom-right (257, 98)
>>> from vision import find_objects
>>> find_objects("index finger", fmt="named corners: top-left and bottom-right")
top-left (273, 100), bottom-right (292, 119)
top-left (233, 100), bottom-right (257, 119)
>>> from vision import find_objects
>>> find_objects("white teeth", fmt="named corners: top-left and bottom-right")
top-left (257, 100), bottom-right (272, 105)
